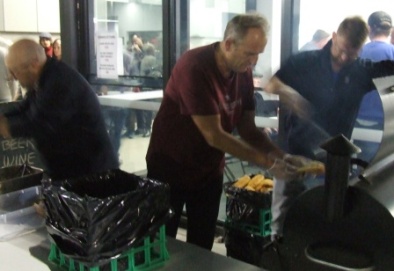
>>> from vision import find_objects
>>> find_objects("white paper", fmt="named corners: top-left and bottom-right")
top-left (96, 32), bottom-right (118, 79)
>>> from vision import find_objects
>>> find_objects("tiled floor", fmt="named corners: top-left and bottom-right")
top-left (118, 135), bottom-right (150, 174)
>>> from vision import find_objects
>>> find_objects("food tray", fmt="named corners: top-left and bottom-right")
top-left (0, 165), bottom-right (43, 194)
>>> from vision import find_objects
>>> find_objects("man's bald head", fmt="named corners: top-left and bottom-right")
top-left (6, 39), bottom-right (47, 89)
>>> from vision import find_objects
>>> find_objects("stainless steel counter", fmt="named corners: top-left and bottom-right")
top-left (0, 228), bottom-right (266, 271)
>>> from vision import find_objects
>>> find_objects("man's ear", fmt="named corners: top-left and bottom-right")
top-left (224, 38), bottom-right (234, 51)
top-left (332, 32), bottom-right (337, 42)
top-left (29, 57), bottom-right (43, 76)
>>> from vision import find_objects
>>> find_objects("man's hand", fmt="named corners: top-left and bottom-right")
top-left (268, 154), bottom-right (311, 181)
top-left (0, 115), bottom-right (11, 138)
top-left (33, 200), bottom-right (46, 218)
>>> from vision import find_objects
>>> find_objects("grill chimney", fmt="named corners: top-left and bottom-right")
top-left (320, 134), bottom-right (360, 222)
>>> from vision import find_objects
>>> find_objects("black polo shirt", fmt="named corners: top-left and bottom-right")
top-left (276, 40), bottom-right (393, 159)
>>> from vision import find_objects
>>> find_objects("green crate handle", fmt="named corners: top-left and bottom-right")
top-left (225, 208), bottom-right (272, 237)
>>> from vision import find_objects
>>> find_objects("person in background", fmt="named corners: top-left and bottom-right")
top-left (299, 29), bottom-right (331, 51)
top-left (146, 13), bottom-right (310, 251)
top-left (52, 38), bottom-right (61, 60)
top-left (264, 16), bottom-right (394, 239)
top-left (390, 27), bottom-right (394, 45)
top-left (38, 32), bottom-right (53, 58)
top-left (132, 34), bottom-right (151, 136)
top-left (123, 36), bottom-right (144, 138)
top-left (0, 38), bottom-right (20, 101)
top-left (0, 39), bottom-right (119, 180)
top-left (0, 47), bottom-right (12, 102)
top-left (354, 11), bottom-right (394, 164)
top-left (98, 85), bottom-right (127, 161)
top-left (138, 42), bottom-right (160, 137)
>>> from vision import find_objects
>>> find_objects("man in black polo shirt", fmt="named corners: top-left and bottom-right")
top-left (265, 16), bottom-right (394, 238)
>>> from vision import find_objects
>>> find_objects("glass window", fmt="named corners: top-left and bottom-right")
top-left (91, 0), bottom-right (163, 174)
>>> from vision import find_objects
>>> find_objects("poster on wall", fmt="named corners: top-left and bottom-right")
top-left (96, 32), bottom-right (118, 79)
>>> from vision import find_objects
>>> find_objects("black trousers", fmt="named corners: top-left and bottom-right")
top-left (147, 158), bottom-right (223, 251)
top-left (165, 178), bottom-right (223, 250)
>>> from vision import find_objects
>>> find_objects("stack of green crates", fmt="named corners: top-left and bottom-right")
top-left (225, 208), bottom-right (272, 237)
top-left (48, 225), bottom-right (169, 271)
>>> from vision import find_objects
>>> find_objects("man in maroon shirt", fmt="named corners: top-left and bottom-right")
top-left (146, 13), bottom-right (308, 250)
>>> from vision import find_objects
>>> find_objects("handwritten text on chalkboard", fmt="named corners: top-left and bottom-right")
top-left (0, 138), bottom-right (38, 167)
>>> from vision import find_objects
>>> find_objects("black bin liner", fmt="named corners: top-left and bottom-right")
top-left (224, 181), bottom-right (272, 225)
top-left (42, 169), bottom-right (173, 267)
top-left (225, 227), bottom-right (269, 266)
top-left (224, 181), bottom-right (272, 267)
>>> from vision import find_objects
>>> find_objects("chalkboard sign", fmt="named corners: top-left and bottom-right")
top-left (0, 137), bottom-right (44, 169)
top-left (0, 102), bottom-right (45, 170)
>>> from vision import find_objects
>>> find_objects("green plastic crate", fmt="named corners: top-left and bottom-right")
top-left (225, 208), bottom-right (272, 237)
top-left (48, 225), bottom-right (169, 271)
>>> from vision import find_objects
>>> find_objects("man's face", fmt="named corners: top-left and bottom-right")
top-left (226, 28), bottom-right (267, 73)
top-left (331, 33), bottom-right (361, 69)
top-left (39, 38), bottom-right (51, 49)
top-left (53, 41), bottom-right (61, 57)
top-left (6, 60), bottom-right (36, 89)
top-left (391, 28), bottom-right (394, 45)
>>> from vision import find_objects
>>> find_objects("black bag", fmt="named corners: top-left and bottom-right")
top-left (224, 181), bottom-right (272, 225)
top-left (225, 227), bottom-right (269, 266)
top-left (42, 169), bottom-right (173, 266)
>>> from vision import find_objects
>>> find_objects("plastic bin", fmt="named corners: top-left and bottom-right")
top-left (48, 225), bottom-right (169, 271)
top-left (0, 186), bottom-right (45, 241)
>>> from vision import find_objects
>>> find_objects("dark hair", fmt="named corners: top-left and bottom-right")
top-left (223, 13), bottom-right (269, 43)
top-left (368, 11), bottom-right (392, 37)
top-left (337, 16), bottom-right (368, 48)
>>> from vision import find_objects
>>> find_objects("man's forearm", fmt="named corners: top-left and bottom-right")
top-left (210, 130), bottom-right (282, 169)
top-left (0, 115), bottom-right (11, 138)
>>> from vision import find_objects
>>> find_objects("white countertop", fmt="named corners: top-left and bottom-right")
top-left (0, 228), bottom-right (54, 270)
top-left (98, 90), bottom-right (163, 110)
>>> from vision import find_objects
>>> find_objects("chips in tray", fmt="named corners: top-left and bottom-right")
top-left (233, 174), bottom-right (273, 193)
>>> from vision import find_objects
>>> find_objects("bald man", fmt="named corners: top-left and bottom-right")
top-left (0, 39), bottom-right (119, 179)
